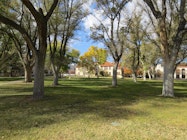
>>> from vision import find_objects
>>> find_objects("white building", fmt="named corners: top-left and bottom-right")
top-left (174, 65), bottom-right (187, 79)
top-left (155, 63), bottom-right (187, 79)
top-left (100, 62), bottom-right (122, 77)
top-left (76, 62), bottom-right (122, 78)
top-left (75, 66), bottom-right (91, 77)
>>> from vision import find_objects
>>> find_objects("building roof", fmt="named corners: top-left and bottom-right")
top-left (100, 62), bottom-right (114, 67)
top-left (177, 65), bottom-right (187, 68)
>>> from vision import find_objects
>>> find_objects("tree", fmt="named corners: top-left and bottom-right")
top-left (140, 43), bottom-right (160, 80)
top-left (0, 24), bottom-right (36, 82)
top-left (122, 12), bottom-right (145, 82)
top-left (122, 44), bottom-right (140, 82)
top-left (90, 0), bottom-right (131, 86)
top-left (0, 0), bottom-right (59, 99)
top-left (0, 30), bottom-right (23, 77)
top-left (79, 54), bottom-right (95, 78)
top-left (78, 46), bottom-right (108, 78)
top-left (61, 48), bottom-right (80, 75)
top-left (0, 1), bottom-right (37, 82)
top-left (0, 31), bottom-right (17, 72)
top-left (0, 1), bottom-right (39, 82)
top-left (48, 0), bottom-right (86, 85)
top-left (143, 0), bottom-right (187, 97)
top-left (46, 44), bottom-right (80, 84)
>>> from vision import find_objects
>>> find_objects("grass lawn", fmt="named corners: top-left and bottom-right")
top-left (0, 77), bottom-right (187, 140)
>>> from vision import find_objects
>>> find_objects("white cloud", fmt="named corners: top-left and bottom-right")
top-left (82, 0), bottom-right (94, 11)
top-left (82, 1), bottom-right (138, 31)
top-left (83, 14), bottom-right (97, 30)
top-left (83, 8), bottom-right (110, 30)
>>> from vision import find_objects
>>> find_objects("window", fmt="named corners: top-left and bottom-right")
top-left (176, 69), bottom-right (180, 79)
top-left (182, 69), bottom-right (185, 79)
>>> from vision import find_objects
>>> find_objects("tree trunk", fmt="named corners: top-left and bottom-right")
top-left (143, 70), bottom-right (146, 81)
top-left (132, 73), bottom-right (137, 82)
top-left (33, 54), bottom-right (45, 99)
top-left (147, 69), bottom-right (151, 79)
top-left (112, 62), bottom-right (119, 87)
top-left (24, 64), bottom-right (32, 82)
top-left (95, 64), bottom-right (99, 78)
top-left (53, 72), bottom-right (59, 86)
top-left (132, 67), bottom-right (137, 82)
top-left (151, 65), bottom-right (156, 79)
top-left (52, 65), bottom-right (60, 86)
top-left (121, 67), bottom-right (124, 79)
top-left (32, 16), bottom-right (47, 99)
top-left (162, 60), bottom-right (175, 97)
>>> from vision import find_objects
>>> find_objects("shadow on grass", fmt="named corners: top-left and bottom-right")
top-left (0, 78), bottom-right (187, 135)
top-left (0, 77), bottom-right (23, 82)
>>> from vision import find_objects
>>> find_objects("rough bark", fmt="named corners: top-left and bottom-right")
top-left (33, 53), bottom-right (45, 99)
top-left (147, 70), bottom-right (151, 79)
top-left (112, 61), bottom-right (119, 86)
top-left (132, 72), bottom-right (137, 82)
top-left (143, 70), bottom-right (146, 81)
top-left (24, 64), bottom-right (32, 82)
top-left (162, 59), bottom-right (175, 97)
top-left (51, 64), bottom-right (60, 86)
top-left (53, 73), bottom-right (59, 86)
top-left (32, 21), bottom-right (47, 99)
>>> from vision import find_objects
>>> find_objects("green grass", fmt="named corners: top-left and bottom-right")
top-left (0, 77), bottom-right (187, 140)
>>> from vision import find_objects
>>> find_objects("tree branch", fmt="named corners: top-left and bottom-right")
top-left (143, 0), bottom-right (162, 19)
top-left (0, 14), bottom-right (36, 55)
top-left (46, 0), bottom-right (59, 20)
top-left (21, 0), bottom-right (40, 21)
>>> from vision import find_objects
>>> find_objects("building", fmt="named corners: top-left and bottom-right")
top-left (75, 66), bottom-right (90, 77)
top-left (100, 62), bottom-right (122, 77)
top-left (75, 62), bottom-right (122, 78)
top-left (175, 64), bottom-right (187, 79)
top-left (155, 63), bottom-right (187, 79)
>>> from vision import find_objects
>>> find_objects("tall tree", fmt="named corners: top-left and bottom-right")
top-left (122, 13), bottom-right (144, 82)
top-left (79, 54), bottom-right (95, 77)
top-left (143, 0), bottom-right (187, 97)
top-left (0, 31), bottom-right (17, 72)
top-left (48, 0), bottom-right (86, 85)
top-left (122, 44), bottom-right (140, 82)
top-left (0, 0), bottom-right (59, 99)
top-left (90, 0), bottom-right (131, 86)
top-left (140, 43), bottom-right (160, 80)
top-left (0, 2), bottom-right (37, 82)
top-left (60, 48), bottom-right (80, 75)
top-left (0, 24), bottom-right (36, 82)
top-left (78, 46), bottom-right (108, 78)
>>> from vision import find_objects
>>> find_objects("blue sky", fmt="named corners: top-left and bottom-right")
top-left (72, 28), bottom-right (104, 55)
top-left (69, 0), bottom-right (102, 55)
